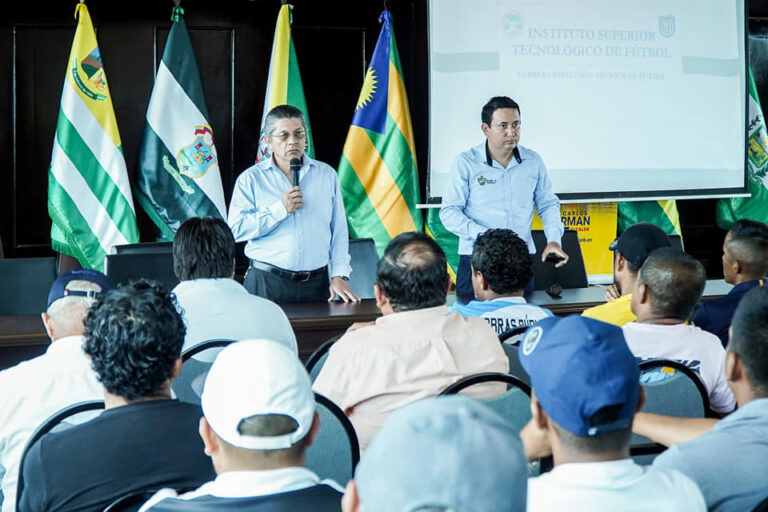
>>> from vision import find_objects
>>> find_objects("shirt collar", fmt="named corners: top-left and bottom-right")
top-left (195, 467), bottom-right (329, 498)
top-left (265, 154), bottom-right (313, 173)
top-left (376, 305), bottom-right (449, 325)
top-left (715, 397), bottom-right (768, 428)
top-left (484, 139), bottom-right (522, 167)
top-left (542, 459), bottom-right (642, 483)
top-left (46, 334), bottom-right (86, 355)
top-left (490, 296), bottom-right (527, 304)
top-left (730, 280), bottom-right (764, 293)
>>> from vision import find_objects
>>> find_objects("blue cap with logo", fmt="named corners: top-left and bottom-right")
top-left (355, 395), bottom-right (527, 512)
top-left (46, 269), bottom-right (115, 309)
top-left (519, 315), bottom-right (639, 437)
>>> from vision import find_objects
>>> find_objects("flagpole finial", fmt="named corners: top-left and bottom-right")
top-left (171, 3), bottom-right (184, 21)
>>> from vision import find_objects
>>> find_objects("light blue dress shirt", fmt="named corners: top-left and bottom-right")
top-left (439, 142), bottom-right (563, 255)
top-left (227, 156), bottom-right (352, 277)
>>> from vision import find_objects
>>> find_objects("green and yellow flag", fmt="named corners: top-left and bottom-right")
top-left (717, 68), bottom-right (768, 229)
top-left (48, 3), bottom-right (139, 270)
top-left (617, 200), bottom-right (682, 237)
top-left (425, 208), bottom-right (459, 282)
top-left (257, 4), bottom-right (313, 161)
top-left (338, 10), bottom-right (422, 255)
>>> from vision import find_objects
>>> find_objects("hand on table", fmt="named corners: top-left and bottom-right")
top-left (329, 276), bottom-right (361, 303)
top-left (541, 242), bottom-right (569, 268)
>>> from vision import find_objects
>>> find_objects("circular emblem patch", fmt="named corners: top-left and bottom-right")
top-left (521, 326), bottom-right (543, 356)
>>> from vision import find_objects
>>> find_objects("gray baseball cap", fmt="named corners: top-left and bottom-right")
top-left (354, 395), bottom-right (527, 512)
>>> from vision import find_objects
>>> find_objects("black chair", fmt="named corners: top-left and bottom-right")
top-left (306, 393), bottom-right (360, 485)
top-left (16, 400), bottom-right (105, 510)
top-left (0, 257), bottom-right (57, 315)
top-left (501, 343), bottom-right (530, 387)
top-left (753, 495), bottom-right (768, 512)
top-left (172, 339), bottom-right (236, 405)
top-left (105, 251), bottom-right (177, 291)
top-left (304, 335), bottom-right (341, 383)
top-left (103, 489), bottom-right (159, 512)
top-left (113, 242), bottom-right (173, 254)
top-left (531, 230), bottom-right (588, 291)
top-left (345, 238), bottom-right (379, 300)
top-left (630, 359), bottom-right (712, 464)
top-left (440, 372), bottom-right (531, 432)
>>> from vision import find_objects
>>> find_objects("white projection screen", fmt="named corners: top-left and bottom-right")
top-left (427, 0), bottom-right (747, 202)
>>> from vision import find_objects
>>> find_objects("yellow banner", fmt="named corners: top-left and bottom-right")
top-left (533, 203), bottom-right (617, 280)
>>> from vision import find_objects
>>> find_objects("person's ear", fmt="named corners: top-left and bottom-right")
top-left (304, 412), bottom-right (321, 448)
top-left (199, 417), bottom-right (219, 457)
top-left (231, 258), bottom-right (236, 279)
top-left (635, 385), bottom-right (646, 413)
top-left (481, 122), bottom-right (491, 137)
top-left (41, 312), bottom-right (55, 341)
top-left (445, 274), bottom-right (452, 293)
top-left (341, 480), bottom-right (360, 512)
top-left (170, 358), bottom-right (183, 380)
top-left (636, 282), bottom-right (650, 304)
top-left (374, 283), bottom-right (390, 310)
top-left (733, 259), bottom-right (743, 276)
top-left (725, 351), bottom-right (743, 383)
top-left (530, 392), bottom-right (548, 430)
top-left (615, 253), bottom-right (626, 272)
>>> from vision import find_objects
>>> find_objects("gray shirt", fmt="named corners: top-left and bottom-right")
top-left (654, 398), bottom-right (768, 512)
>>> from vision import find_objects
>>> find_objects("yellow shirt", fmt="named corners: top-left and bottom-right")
top-left (581, 293), bottom-right (636, 326)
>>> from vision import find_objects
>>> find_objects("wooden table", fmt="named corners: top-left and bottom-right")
top-left (0, 280), bottom-right (733, 369)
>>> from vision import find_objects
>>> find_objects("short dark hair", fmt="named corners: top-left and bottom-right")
top-left (83, 280), bottom-right (186, 400)
top-left (729, 286), bottom-right (768, 395)
top-left (481, 96), bottom-right (520, 125)
top-left (553, 423), bottom-right (632, 454)
top-left (173, 217), bottom-right (235, 281)
top-left (376, 232), bottom-right (448, 312)
top-left (638, 248), bottom-right (706, 320)
top-left (224, 413), bottom-right (310, 463)
top-left (264, 104), bottom-right (307, 138)
top-left (727, 219), bottom-right (768, 277)
top-left (471, 229), bottom-right (531, 294)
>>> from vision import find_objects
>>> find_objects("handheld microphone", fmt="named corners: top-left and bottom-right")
top-left (290, 158), bottom-right (301, 187)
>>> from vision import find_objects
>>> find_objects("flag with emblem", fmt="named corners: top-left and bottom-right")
top-left (617, 200), bottom-right (682, 238)
top-left (425, 208), bottom-right (459, 282)
top-left (257, 4), bottom-right (314, 161)
top-left (717, 68), bottom-right (768, 229)
top-left (134, 6), bottom-right (227, 240)
top-left (48, 2), bottom-right (139, 270)
top-left (338, 10), bottom-right (422, 256)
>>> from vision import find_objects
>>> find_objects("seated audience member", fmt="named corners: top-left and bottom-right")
top-left (313, 232), bottom-right (507, 450)
top-left (623, 248), bottom-right (737, 414)
top-left (451, 229), bottom-right (552, 335)
top-left (0, 270), bottom-right (112, 512)
top-left (172, 216), bottom-right (296, 355)
top-left (582, 222), bottom-right (671, 325)
top-left (519, 316), bottom-right (705, 511)
top-left (342, 395), bottom-right (527, 512)
top-left (18, 281), bottom-right (215, 512)
top-left (634, 286), bottom-right (768, 512)
top-left (693, 218), bottom-right (768, 346)
top-left (140, 339), bottom-right (343, 511)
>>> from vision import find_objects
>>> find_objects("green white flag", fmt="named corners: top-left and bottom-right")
top-left (717, 69), bottom-right (768, 229)
top-left (617, 199), bottom-right (682, 236)
top-left (48, 3), bottom-right (139, 270)
top-left (134, 7), bottom-right (226, 240)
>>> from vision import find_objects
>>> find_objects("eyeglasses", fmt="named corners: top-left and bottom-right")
top-left (493, 121), bottom-right (521, 132)
top-left (272, 130), bottom-right (307, 142)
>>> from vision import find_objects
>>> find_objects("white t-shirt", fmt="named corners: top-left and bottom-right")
top-left (527, 459), bottom-right (706, 511)
top-left (621, 322), bottom-right (736, 413)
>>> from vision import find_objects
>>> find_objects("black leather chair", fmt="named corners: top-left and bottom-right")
top-left (172, 339), bottom-right (236, 405)
top-left (344, 238), bottom-right (379, 300)
top-left (16, 400), bottom-right (105, 510)
top-left (0, 257), bottom-right (57, 315)
top-left (306, 393), bottom-right (360, 485)
top-left (753, 495), bottom-right (768, 512)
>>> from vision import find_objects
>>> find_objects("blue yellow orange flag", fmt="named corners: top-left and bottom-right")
top-left (338, 10), bottom-right (422, 255)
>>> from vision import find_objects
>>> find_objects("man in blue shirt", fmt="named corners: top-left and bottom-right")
top-left (440, 96), bottom-right (567, 304)
top-left (228, 105), bottom-right (359, 304)
top-left (634, 286), bottom-right (768, 512)
top-left (451, 229), bottom-right (552, 336)
top-left (693, 219), bottom-right (767, 346)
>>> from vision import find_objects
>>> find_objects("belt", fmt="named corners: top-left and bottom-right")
top-left (250, 260), bottom-right (327, 283)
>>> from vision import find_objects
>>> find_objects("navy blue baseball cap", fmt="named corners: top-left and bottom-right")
top-left (46, 269), bottom-right (115, 309)
top-left (519, 315), bottom-right (640, 437)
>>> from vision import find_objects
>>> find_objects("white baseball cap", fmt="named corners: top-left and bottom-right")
top-left (201, 339), bottom-right (315, 450)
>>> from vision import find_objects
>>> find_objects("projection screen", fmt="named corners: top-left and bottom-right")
top-left (427, 0), bottom-right (747, 202)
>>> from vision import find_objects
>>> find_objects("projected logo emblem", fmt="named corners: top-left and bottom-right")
top-left (503, 11), bottom-right (523, 38)
top-left (658, 16), bottom-right (676, 38)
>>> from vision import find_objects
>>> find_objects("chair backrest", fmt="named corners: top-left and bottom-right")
top-left (501, 343), bottom-right (530, 387)
top-left (103, 489), bottom-right (159, 512)
top-left (0, 257), bottom-right (57, 315)
top-left (105, 251), bottom-right (177, 291)
top-left (498, 326), bottom-right (529, 346)
top-left (753, 495), bottom-right (768, 512)
top-left (306, 393), bottom-right (360, 485)
top-left (439, 372), bottom-right (531, 434)
top-left (531, 230), bottom-right (588, 290)
top-left (16, 400), bottom-right (105, 510)
top-left (346, 238), bottom-right (379, 300)
top-left (305, 335), bottom-right (341, 383)
top-left (630, 359), bottom-right (711, 463)
top-left (173, 339), bottom-right (236, 405)
top-left (113, 242), bottom-right (173, 254)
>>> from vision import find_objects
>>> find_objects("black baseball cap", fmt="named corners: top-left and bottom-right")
top-left (46, 269), bottom-right (115, 309)
top-left (609, 222), bottom-right (671, 269)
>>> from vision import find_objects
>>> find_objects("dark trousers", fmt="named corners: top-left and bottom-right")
top-left (456, 254), bottom-right (535, 305)
top-left (244, 265), bottom-right (329, 304)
